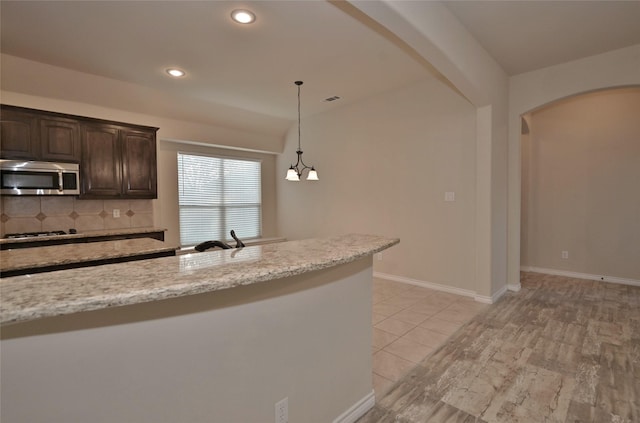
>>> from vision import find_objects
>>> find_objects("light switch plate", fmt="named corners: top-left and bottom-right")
top-left (444, 192), bottom-right (455, 202)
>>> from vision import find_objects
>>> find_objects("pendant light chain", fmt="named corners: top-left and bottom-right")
top-left (297, 82), bottom-right (302, 152)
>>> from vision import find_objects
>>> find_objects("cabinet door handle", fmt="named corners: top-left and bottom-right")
top-left (58, 171), bottom-right (64, 191)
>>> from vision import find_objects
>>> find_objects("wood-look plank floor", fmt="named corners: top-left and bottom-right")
top-left (358, 272), bottom-right (640, 422)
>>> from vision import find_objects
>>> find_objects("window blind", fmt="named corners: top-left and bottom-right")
top-left (177, 153), bottom-right (261, 247)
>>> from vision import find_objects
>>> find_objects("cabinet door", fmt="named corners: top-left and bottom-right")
top-left (0, 107), bottom-right (39, 160)
top-left (121, 129), bottom-right (157, 198)
top-left (39, 117), bottom-right (81, 162)
top-left (80, 125), bottom-right (122, 197)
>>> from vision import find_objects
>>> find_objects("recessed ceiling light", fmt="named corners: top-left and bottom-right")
top-left (231, 9), bottom-right (256, 24)
top-left (166, 68), bottom-right (185, 78)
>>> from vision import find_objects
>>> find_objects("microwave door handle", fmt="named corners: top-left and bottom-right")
top-left (58, 171), bottom-right (64, 192)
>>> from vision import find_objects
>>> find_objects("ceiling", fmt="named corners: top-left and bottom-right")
top-left (2, 1), bottom-right (639, 139)
top-left (0, 0), bottom-right (430, 137)
top-left (445, 0), bottom-right (640, 75)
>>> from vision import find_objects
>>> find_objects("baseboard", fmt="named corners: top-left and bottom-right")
top-left (374, 272), bottom-right (476, 298)
top-left (332, 390), bottom-right (375, 423)
top-left (474, 284), bottom-right (508, 304)
top-left (373, 272), bottom-right (507, 304)
top-left (507, 283), bottom-right (522, 292)
top-left (520, 266), bottom-right (640, 287)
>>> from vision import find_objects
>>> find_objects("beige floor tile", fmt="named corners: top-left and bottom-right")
top-left (419, 317), bottom-right (464, 336)
top-left (372, 373), bottom-right (395, 400)
top-left (373, 280), bottom-right (413, 296)
top-left (452, 295), bottom-right (478, 304)
top-left (428, 290), bottom-right (464, 302)
top-left (373, 302), bottom-right (405, 317)
top-left (402, 326), bottom-right (452, 348)
top-left (415, 295), bottom-right (458, 309)
top-left (372, 312), bottom-right (387, 325)
top-left (378, 296), bottom-right (421, 309)
top-left (375, 318), bottom-right (416, 336)
top-left (392, 309), bottom-right (431, 325)
top-left (372, 292), bottom-right (391, 304)
top-left (369, 279), bottom-right (475, 402)
top-left (372, 350), bottom-right (416, 382)
top-left (384, 337), bottom-right (435, 363)
top-left (402, 286), bottom-right (435, 297)
top-left (372, 328), bottom-right (399, 349)
top-left (406, 302), bottom-right (446, 316)
top-left (388, 285), bottom-right (414, 294)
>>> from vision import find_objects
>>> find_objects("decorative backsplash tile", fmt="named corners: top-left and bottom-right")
top-left (0, 196), bottom-right (154, 236)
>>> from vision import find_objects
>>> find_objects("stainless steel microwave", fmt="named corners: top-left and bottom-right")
top-left (0, 160), bottom-right (80, 195)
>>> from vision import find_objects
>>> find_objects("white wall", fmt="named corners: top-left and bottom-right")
top-left (349, 0), bottom-right (509, 298)
top-left (521, 87), bottom-right (640, 280)
top-left (508, 44), bottom-right (640, 285)
top-left (277, 78), bottom-right (478, 292)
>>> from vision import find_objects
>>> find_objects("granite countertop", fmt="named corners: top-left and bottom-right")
top-left (0, 238), bottom-right (178, 273)
top-left (0, 227), bottom-right (167, 245)
top-left (0, 234), bottom-right (399, 326)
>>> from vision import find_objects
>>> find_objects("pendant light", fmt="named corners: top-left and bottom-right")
top-left (285, 81), bottom-right (318, 181)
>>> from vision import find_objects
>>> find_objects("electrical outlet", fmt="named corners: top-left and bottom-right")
top-left (275, 397), bottom-right (288, 423)
top-left (376, 252), bottom-right (383, 261)
top-left (113, 209), bottom-right (120, 218)
top-left (561, 251), bottom-right (569, 259)
top-left (445, 191), bottom-right (455, 202)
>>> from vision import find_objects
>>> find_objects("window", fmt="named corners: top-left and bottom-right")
top-left (177, 153), bottom-right (261, 246)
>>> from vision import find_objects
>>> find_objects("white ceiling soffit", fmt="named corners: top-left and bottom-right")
top-left (443, 0), bottom-right (640, 76)
top-left (0, 1), bottom-right (432, 136)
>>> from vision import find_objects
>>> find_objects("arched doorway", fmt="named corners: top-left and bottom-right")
top-left (519, 87), bottom-right (640, 283)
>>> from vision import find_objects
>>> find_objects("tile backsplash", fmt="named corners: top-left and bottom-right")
top-left (0, 196), bottom-right (154, 236)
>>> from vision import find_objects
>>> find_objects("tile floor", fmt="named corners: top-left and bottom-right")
top-left (362, 273), bottom-right (640, 422)
top-left (371, 277), bottom-right (488, 398)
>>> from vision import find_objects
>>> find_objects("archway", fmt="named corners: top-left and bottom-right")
top-left (506, 45), bottom-right (640, 290)
top-left (518, 86), bottom-right (640, 284)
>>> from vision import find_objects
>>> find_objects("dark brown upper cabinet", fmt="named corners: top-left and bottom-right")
top-left (1, 105), bottom-right (81, 163)
top-left (39, 117), bottom-right (81, 162)
top-left (1, 105), bottom-right (158, 199)
top-left (121, 129), bottom-right (157, 198)
top-left (80, 124), bottom-right (122, 198)
top-left (80, 124), bottom-right (157, 199)
top-left (0, 106), bottom-right (41, 160)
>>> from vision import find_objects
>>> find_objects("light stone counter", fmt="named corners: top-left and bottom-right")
top-left (1, 238), bottom-right (177, 275)
top-left (0, 234), bottom-right (399, 326)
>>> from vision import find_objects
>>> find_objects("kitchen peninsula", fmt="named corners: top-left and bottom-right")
top-left (1, 234), bottom-right (399, 423)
